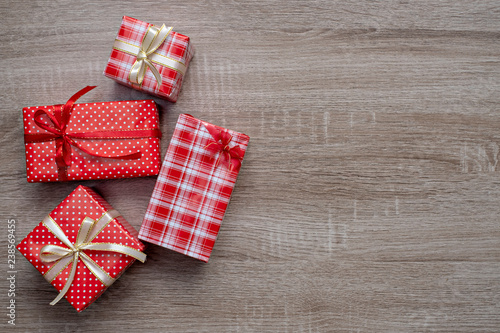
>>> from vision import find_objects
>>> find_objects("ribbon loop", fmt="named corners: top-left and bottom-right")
top-left (128, 24), bottom-right (172, 86)
top-left (75, 217), bottom-right (96, 246)
top-left (40, 212), bottom-right (146, 305)
top-left (40, 245), bottom-right (74, 262)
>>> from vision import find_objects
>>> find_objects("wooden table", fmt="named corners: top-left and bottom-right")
top-left (1, 1), bottom-right (499, 332)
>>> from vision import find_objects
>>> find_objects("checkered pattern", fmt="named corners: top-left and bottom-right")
top-left (103, 16), bottom-right (194, 102)
top-left (139, 114), bottom-right (250, 262)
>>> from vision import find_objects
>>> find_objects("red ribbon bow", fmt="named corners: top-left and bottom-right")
top-left (203, 123), bottom-right (244, 172)
top-left (24, 86), bottom-right (161, 180)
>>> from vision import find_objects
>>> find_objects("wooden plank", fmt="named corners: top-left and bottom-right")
top-left (0, 0), bottom-right (499, 331)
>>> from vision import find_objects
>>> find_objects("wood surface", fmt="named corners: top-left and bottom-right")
top-left (1, 1), bottom-right (499, 332)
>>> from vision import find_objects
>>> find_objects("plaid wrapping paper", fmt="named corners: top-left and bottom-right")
top-left (139, 114), bottom-right (250, 262)
top-left (103, 16), bottom-right (194, 102)
top-left (17, 186), bottom-right (145, 312)
top-left (23, 97), bottom-right (161, 182)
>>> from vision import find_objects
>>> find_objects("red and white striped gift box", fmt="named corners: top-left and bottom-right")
top-left (103, 16), bottom-right (194, 102)
top-left (139, 114), bottom-right (250, 262)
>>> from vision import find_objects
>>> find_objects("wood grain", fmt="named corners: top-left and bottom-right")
top-left (1, 0), bottom-right (499, 332)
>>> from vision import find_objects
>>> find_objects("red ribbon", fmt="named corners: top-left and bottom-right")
top-left (202, 122), bottom-right (244, 172)
top-left (24, 86), bottom-right (162, 180)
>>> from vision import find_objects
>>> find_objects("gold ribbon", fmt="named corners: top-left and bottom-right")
top-left (113, 24), bottom-right (183, 86)
top-left (39, 210), bottom-right (146, 305)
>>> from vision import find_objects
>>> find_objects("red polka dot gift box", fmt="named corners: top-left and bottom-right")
top-left (139, 114), bottom-right (250, 262)
top-left (17, 185), bottom-right (146, 312)
top-left (103, 16), bottom-right (194, 103)
top-left (23, 86), bottom-right (162, 182)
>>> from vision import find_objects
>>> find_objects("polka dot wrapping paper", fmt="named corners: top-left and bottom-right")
top-left (103, 16), bottom-right (194, 103)
top-left (139, 114), bottom-right (250, 262)
top-left (23, 97), bottom-right (161, 182)
top-left (17, 185), bottom-right (146, 312)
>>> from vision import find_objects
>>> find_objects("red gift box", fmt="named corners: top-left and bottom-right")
top-left (139, 114), bottom-right (250, 262)
top-left (103, 16), bottom-right (194, 102)
top-left (23, 86), bottom-right (162, 182)
top-left (17, 186), bottom-right (146, 312)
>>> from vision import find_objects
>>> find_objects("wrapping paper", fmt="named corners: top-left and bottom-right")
top-left (139, 114), bottom-right (250, 262)
top-left (23, 89), bottom-right (161, 182)
top-left (103, 16), bottom-right (194, 102)
top-left (17, 186), bottom-right (146, 312)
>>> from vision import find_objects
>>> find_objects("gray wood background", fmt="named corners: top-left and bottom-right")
top-left (1, 1), bottom-right (499, 332)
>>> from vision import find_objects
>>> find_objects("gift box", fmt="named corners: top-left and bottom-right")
top-left (139, 114), bottom-right (250, 262)
top-left (17, 185), bottom-right (146, 312)
top-left (103, 16), bottom-right (194, 102)
top-left (23, 86), bottom-right (162, 182)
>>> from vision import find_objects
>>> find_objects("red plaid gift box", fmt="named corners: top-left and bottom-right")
top-left (139, 114), bottom-right (250, 262)
top-left (23, 86), bottom-right (162, 182)
top-left (103, 16), bottom-right (194, 102)
top-left (17, 186), bottom-right (146, 312)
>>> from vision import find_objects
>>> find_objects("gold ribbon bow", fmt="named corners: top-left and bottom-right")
top-left (127, 24), bottom-right (173, 86)
top-left (113, 24), bottom-right (188, 86)
top-left (40, 210), bottom-right (146, 305)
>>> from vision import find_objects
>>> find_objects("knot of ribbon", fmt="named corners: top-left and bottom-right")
top-left (24, 86), bottom-right (161, 180)
top-left (128, 24), bottom-right (173, 86)
top-left (203, 123), bottom-right (244, 172)
top-left (39, 210), bottom-right (146, 305)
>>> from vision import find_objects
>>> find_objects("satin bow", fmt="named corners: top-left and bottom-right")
top-left (40, 210), bottom-right (146, 305)
top-left (24, 86), bottom-right (161, 180)
top-left (128, 24), bottom-right (172, 86)
top-left (203, 123), bottom-right (244, 172)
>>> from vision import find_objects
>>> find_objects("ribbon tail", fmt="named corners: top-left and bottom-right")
top-left (24, 133), bottom-right (58, 143)
top-left (70, 129), bottom-right (162, 140)
top-left (54, 137), bottom-right (72, 180)
top-left (69, 139), bottom-right (142, 161)
top-left (50, 253), bottom-right (79, 306)
top-left (61, 86), bottom-right (96, 127)
top-left (62, 139), bottom-right (73, 167)
top-left (79, 252), bottom-right (115, 286)
top-left (54, 139), bottom-right (66, 167)
top-left (129, 60), bottom-right (146, 85)
top-left (144, 59), bottom-right (162, 86)
top-left (40, 245), bottom-right (73, 263)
